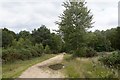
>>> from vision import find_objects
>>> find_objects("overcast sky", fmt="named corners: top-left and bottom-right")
top-left (0, 0), bottom-right (119, 33)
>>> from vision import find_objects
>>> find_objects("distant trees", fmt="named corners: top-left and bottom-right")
top-left (18, 30), bottom-right (31, 40)
top-left (116, 27), bottom-right (120, 50)
top-left (2, 28), bottom-right (16, 48)
top-left (32, 25), bottom-right (63, 53)
top-left (88, 30), bottom-right (111, 52)
top-left (87, 27), bottom-right (120, 52)
top-left (32, 25), bottom-right (52, 46)
top-left (12, 38), bottom-right (32, 49)
top-left (50, 33), bottom-right (63, 53)
top-left (104, 28), bottom-right (117, 50)
top-left (2, 25), bottom-right (63, 63)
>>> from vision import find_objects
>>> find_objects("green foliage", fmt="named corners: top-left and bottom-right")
top-left (73, 47), bottom-right (97, 57)
top-left (34, 43), bottom-right (44, 56)
top-left (31, 25), bottom-right (63, 53)
top-left (18, 30), bottom-right (31, 39)
top-left (50, 33), bottom-right (63, 53)
top-left (73, 47), bottom-right (87, 57)
top-left (105, 28), bottom-right (117, 50)
top-left (44, 45), bottom-right (51, 54)
top-left (2, 26), bottom-right (63, 62)
top-left (18, 48), bottom-right (32, 60)
top-left (85, 47), bottom-right (97, 57)
top-left (2, 28), bottom-right (15, 48)
top-left (2, 48), bottom-right (21, 62)
top-left (57, 1), bottom-right (93, 57)
top-left (116, 27), bottom-right (120, 50)
top-left (2, 37), bottom-right (44, 62)
top-left (87, 30), bottom-right (112, 52)
top-left (99, 51), bottom-right (120, 68)
top-left (32, 25), bottom-right (51, 46)
top-left (11, 38), bottom-right (32, 49)
top-left (104, 27), bottom-right (120, 50)
top-left (28, 47), bottom-right (38, 57)
top-left (91, 27), bottom-right (120, 51)
top-left (2, 44), bottom-right (44, 63)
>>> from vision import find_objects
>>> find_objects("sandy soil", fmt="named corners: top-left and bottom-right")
top-left (19, 54), bottom-right (64, 78)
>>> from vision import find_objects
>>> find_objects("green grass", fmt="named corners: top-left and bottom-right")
top-left (63, 54), bottom-right (119, 78)
top-left (2, 54), bottom-right (55, 78)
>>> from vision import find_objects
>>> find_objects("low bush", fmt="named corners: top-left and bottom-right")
top-left (44, 45), bottom-right (51, 54)
top-left (2, 48), bottom-right (21, 62)
top-left (85, 47), bottom-right (97, 57)
top-left (2, 36), bottom-right (50, 63)
top-left (73, 47), bottom-right (87, 57)
top-left (2, 43), bottom-right (45, 63)
top-left (29, 47), bottom-right (38, 57)
top-left (18, 48), bottom-right (32, 60)
top-left (73, 47), bottom-right (97, 57)
top-left (99, 51), bottom-right (120, 69)
top-left (34, 43), bottom-right (44, 56)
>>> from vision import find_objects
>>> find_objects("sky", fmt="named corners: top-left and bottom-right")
top-left (0, 0), bottom-right (119, 33)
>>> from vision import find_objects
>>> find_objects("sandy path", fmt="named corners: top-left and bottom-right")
top-left (19, 54), bottom-right (64, 78)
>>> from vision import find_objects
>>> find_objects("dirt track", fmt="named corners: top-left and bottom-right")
top-left (19, 54), bottom-right (64, 78)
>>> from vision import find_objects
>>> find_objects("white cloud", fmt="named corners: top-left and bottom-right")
top-left (87, 0), bottom-right (119, 31)
top-left (0, 0), bottom-right (119, 33)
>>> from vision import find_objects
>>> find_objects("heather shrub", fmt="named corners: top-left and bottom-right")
top-left (99, 51), bottom-right (120, 68)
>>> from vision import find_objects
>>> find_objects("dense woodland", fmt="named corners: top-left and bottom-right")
top-left (1, 1), bottom-right (120, 71)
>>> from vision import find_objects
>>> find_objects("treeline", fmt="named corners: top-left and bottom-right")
top-left (87, 27), bottom-right (120, 52)
top-left (2, 26), bottom-right (120, 63)
top-left (2, 25), bottom-right (63, 62)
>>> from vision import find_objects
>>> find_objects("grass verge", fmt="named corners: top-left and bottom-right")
top-left (63, 54), bottom-right (119, 78)
top-left (2, 54), bottom-right (55, 78)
